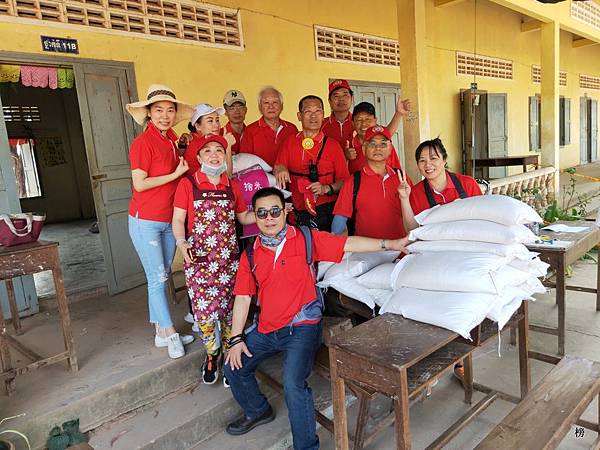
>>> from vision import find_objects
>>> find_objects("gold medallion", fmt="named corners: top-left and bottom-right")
top-left (302, 137), bottom-right (315, 150)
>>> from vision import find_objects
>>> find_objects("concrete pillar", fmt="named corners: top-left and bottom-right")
top-left (397, 0), bottom-right (430, 181)
top-left (540, 20), bottom-right (560, 195)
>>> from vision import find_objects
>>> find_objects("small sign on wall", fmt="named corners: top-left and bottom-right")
top-left (41, 36), bottom-right (79, 54)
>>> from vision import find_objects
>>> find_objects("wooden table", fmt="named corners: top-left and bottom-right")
top-left (329, 306), bottom-right (531, 450)
top-left (0, 240), bottom-right (78, 395)
top-left (472, 154), bottom-right (540, 173)
top-left (525, 220), bottom-right (600, 361)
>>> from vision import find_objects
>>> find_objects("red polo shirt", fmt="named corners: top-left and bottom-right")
top-left (321, 112), bottom-right (353, 148)
top-left (334, 165), bottom-right (412, 239)
top-left (239, 117), bottom-right (298, 166)
top-left (234, 226), bottom-right (347, 333)
top-left (275, 131), bottom-right (350, 211)
top-left (129, 122), bottom-right (180, 223)
top-left (348, 135), bottom-right (401, 174)
top-left (220, 122), bottom-right (244, 155)
top-left (173, 171), bottom-right (247, 234)
top-left (409, 172), bottom-right (483, 215)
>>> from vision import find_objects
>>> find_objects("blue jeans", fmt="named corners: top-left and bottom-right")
top-left (225, 323), bottom-right (322, 450)
top-left (128, 215), bottom-right (176, 328)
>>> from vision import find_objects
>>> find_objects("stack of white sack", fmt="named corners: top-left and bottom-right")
top-left (317, 252), bottom-right (400, 310)
top-left (380, 195), bottom-right (549, 339)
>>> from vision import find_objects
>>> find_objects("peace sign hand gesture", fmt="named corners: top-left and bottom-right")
top-left (397, 169), bottom-right (411, 199)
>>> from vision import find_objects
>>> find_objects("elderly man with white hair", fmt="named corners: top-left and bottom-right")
top-left (239, 86), bottom-right (298, 166)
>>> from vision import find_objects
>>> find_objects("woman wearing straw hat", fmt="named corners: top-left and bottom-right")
top-left (126, 84), bottom-right (196, 359)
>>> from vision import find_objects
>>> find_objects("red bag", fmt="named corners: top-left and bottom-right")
top-left (0, 213), bottom-right (46, 247)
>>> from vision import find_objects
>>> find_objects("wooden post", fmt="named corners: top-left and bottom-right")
top-left (52, 263), bottom-right (78, 371)
top-left (5, 279), bottom-right (23, 335)
top-left (518, 301), bottom-right (531, 399)
top-left (330, 346), bottom-right (349, 450)
top-left (596, 253), bottom-right (600, 312)
top-left (393, 369), bottom-right (411, 450)
top-left (556, 256), bottom-right (566, 356)
top-left (463, 353), bottom-right (474, 405)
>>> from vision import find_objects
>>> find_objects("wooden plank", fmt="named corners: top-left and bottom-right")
top-left (528, 350), bottom-right (561, 365)
top-left (476, 356), bottom-right (600, 450)
top-left (330, 346), bottom-right (350, 450)
top-left (332, 313), bottom-right (458, 371)
top-left (521, 20), bottom-right (542, 33)
top-left (434, 0), bottom-right (467, 6)
top-left (4, 334), bottom-right (42, 361)
top-left (5, 279), bottom-right (22, 335)
top-left (573, 38), bottom-right (598, 49)
top-left (426, 392), bottom-right (498, 450)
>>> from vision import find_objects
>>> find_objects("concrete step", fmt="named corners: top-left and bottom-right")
top-left (191, 371), bottom-right (357, 450)
top-left (88, 356), bottom-right (283, 450)
top-left (1, 288), bottom-right (202, 450)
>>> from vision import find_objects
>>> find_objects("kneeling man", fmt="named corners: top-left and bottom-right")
top-left (224, 187), bottom-right (408, 450)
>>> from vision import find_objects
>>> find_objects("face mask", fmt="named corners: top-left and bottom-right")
top-left (200, 162), bottom-right (227, 177)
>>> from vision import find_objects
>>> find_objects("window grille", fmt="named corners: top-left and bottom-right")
top-left (314, 25), bottom-right (399, 67)
top-left (456, 51), bottom-right (513, 80)
top-left (531, 65), bottom-right (567, 86)
top-left (2, 105), bottom-right (41, 122)
top-left (571, 0), bottom-right (600, 31)
top-left (580, 74), bottom-right (600, 90)
top-left (0, 0), bottom-right (242, 48)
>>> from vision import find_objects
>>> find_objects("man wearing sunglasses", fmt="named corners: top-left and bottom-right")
top-left (224, 187), bottom-right (409, 450)
top-left (274, 95), bottom-right (349, 232)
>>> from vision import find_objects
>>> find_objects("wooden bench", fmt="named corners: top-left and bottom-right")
top-left (476, 355), bottom-right (600, 450)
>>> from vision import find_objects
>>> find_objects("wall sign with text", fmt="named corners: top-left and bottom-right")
top-left (41, 36), bottom-right (79, 54)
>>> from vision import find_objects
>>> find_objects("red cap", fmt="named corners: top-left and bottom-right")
top-left (328, 79), bottom-right (352, 95)
top-left (195, 134), bottom-right (228, 154)
top-left (364, 125), bottom-right (392, 142)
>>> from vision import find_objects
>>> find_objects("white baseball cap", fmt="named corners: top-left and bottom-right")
top-left (223, 89), bottom-right (246, 107)
top-left (190, 103), bottom-right (225, 125)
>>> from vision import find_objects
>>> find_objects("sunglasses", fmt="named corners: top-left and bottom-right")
top-left (255, 206), bottom-right (283, 220)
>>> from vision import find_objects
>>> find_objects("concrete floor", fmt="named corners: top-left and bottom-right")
top-left (33, 220), bottom-right (107, 298)
top-left (2, 246), bottom-right (600, 449)
top-left (559, 160), bottom-right (600, 218)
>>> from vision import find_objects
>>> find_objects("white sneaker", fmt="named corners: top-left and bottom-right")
top-left (184, 313), bottom-right (195, 324)
top-left (166, 333), bottom-right (185, 359)
top-left (192, 322), bottom-right (200, 333)
top-left (155, 333), bottom-right (194, 348)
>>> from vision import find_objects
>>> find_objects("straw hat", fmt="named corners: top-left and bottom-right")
top-left (126, 84), bottom-right (194, 126)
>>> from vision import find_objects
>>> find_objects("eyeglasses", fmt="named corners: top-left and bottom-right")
top-left (255, 206), bottom-right (283, 220)
top-left (227, 105), bottom-right (246, 111)
top-left (366, 140), bottom-right (390, 150)
top-left (301, 109), bottom-right (324, 116)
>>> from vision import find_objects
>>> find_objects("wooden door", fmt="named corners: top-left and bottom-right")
top-left (590, 99), bottom-right (598, 163)
top-left (486, 93), bottom-right (508, 178)
top-left (580, 97), bottom-right (589, 164)
top-left (74, 64), bottom-right (144, 294)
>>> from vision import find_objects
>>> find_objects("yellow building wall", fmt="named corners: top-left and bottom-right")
top-left (0, 0), bottom-right (401, 134)
top-left (423, 0), bottom-right (600, 173)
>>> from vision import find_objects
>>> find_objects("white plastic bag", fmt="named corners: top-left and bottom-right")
top-left (232, 153), bottom-right (272, 173)
top-left (326, 278), bottom-right (377, 310)
top-left (509, 257), bottom-right (549, 277)
top-left (380, 288), bottom-right (494, 339)
top-left (319, 251), bottom-right (400, 285)
top-left (408, 220), bottom-right (538, 245)
top-left (407, 240), bottom-right (535, 260)
top-left (415, 195), bottom-right (542, 226)
top-left (356, 263), bottom-right (395, 290)
top-left (391, 252), bottom-right (512, 294)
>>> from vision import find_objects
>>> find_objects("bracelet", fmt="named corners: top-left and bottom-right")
top-left (228, 339), bottom-right (244, 349)
top-left (380, 239), bottom-right (387, 250)
top-left (327, 184), bottom-right (335, 196)
top-left (176, 238), bottom-right (187, 246)
top-left (228, 333), bottom-right (244, 345)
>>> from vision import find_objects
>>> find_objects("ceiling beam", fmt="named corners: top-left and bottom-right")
top-left (434, 0), bottom-right (467, 7)
top-left (573, 38), bottom-right (599, 48)
top-left (521, 20), bottom-right (543, 33)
